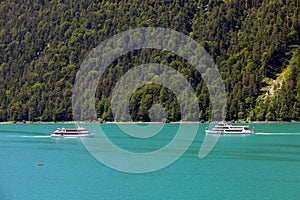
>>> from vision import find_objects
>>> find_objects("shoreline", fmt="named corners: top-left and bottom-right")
top-left (0, 120), bottom-right (299, 125)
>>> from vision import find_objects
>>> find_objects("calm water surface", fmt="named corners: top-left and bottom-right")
top-left (1, 123), bottom-right (300, 199)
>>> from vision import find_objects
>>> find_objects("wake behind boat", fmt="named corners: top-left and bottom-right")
top-left (51, 127), bottom-right (94, 138)
top-left (205, 122), bottom-right (255, 135)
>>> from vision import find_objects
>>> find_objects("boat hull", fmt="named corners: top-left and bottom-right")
top-left (205, 130), bottom-right (254, 135)
top-left (51, 133), bottom-right (94, 138)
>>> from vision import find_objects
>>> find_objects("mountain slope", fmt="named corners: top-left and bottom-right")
top-left (0, 0), bottom-right (299, 122)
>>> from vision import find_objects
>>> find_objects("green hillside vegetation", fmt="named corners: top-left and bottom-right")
top-left (0, 0), bottom-right (299, 122)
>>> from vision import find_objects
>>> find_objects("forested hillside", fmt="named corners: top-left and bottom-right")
top-left (0, 0), bottom-right (299, 122)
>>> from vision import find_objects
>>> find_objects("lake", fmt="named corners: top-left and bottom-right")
top-left (1, 123), bottom-right (300, 199)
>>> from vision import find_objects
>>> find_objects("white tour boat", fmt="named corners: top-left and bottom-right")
top-left (51, 127), bottom-right (94, 138)
top-left (205, 122), bottom-right (255, 135)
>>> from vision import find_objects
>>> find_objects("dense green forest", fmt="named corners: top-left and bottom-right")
top-left (0, 0), bottom-right (299, 122)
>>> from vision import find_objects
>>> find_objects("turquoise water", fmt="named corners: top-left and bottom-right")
top-left (1, 123), bottom-right (300, 199)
